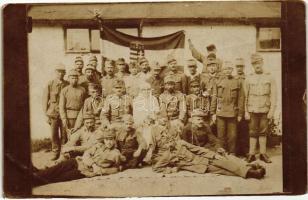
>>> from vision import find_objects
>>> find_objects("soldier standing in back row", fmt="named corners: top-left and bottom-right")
top-left (146, 61), bottom-right (164, 99)
top-left (88, 55), bottom-right (102, 80)
top-left (213, 62), bottom-right (245, 155)
top-left (186, 59), bottom-right (201, 94)
top-left (59, 70), bottom-right (87, 143)
top-left (101, 59), bottom-right (117, 97)
top-left (165, 55), bottom-right (187, 94)
top-left (245, 54), bottom-right (277, 163)
top-left (42, 63), bottom-right (69, 160)
top-left (78, 64), bottom-right (100, 95)
top-left (74, 56), bottom-right (84, 76)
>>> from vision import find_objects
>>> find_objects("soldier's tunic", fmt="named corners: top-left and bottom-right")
top-left (115, 72), bottom-right (129, 79)
top-left (181, 123), bottom-right (222, 151)
top-left (200, 73), bottom-right (220, 114)
top-left (100, 75), bottom-right (117, 97)
top-left (59, 85), bottom-right (87, 143)
top-left (159, 91), bottom-right (186, 122)
top-left (146, 75), bottom-right (164, 99)
top-left (189, 46), bottom-right (223, 73)
top-left (150, 125), bottom-right (250, 177)
top-left (186, 93), bottom-right (213, 121)
top-left (165, 70), bottom-right (188, 94)
top-left (61, 126), bottom-right (102, 159)
top-left (116, 128), bottom-right (147, 169)
top-left (34, 143), bottom-right (125, 186)
top-left (216, 76), bottom-right (244, 154)
top-left (74, 96), bottom-right (104, 130)
top-left (100, 94), bottom-right (133, 130)
top-left (245, 72), bottom-right (277, 137)
top-left (42, 79), bottom-right (69, 152)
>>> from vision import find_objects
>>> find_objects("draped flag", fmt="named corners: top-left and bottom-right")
top-left (100, 25), bottom-right (186, 65)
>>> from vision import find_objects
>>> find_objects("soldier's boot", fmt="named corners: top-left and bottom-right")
top-left (246, 167), bottom-right (266, 179)
top-left (259, 154), bottom-right (272, 163)
top-left (246, 154), bottom-right (256, 163)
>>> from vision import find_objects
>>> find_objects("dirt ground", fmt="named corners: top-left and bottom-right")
top-left (32, 145), bottom-right (283, 197)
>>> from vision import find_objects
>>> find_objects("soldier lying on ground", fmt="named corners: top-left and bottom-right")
top-left (33, 129), bottom-right (126, 186)
top-left (55, 114), bottom-right (102, 163)
top-left (115, 114), bottom-right (147, 170)
top-left (147, 113), bottom-right (266, 179)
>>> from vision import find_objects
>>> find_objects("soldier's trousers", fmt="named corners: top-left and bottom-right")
top-left (122, 149), bottom-right (147, 170)
top-left (61, 118), bottom-right (76, 144)
top-left (217, 116), bottom-right (237, 154)
top-left (153, 148), bottom-right (249, 178)
top-left (49, 117), bottom-right (62, 153)
top-left (33, 158), bottom-right (85, 186)
top-left (248, 113), bottom-right (268, 137)
top-left (237, 119), bottom-right (249, 156)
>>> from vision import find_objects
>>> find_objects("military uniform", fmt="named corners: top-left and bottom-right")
top-left (216, 67), bottom-right (245, 154)
top-left (33, 131), bottom-right (125, 186)
top-left (149, 124), bottom-right (251, 178)
top-left (78, 64), bottom-right (101, 95)
top-left (164, 70), bottom-right (187, 94)
top-left (74, 95), bottom-right (104, 130)
top-left (88, 55), bottom-right (102, 80)
top-left (234, 58), bottom-right (249, 156)
top-left (100, 75), bottom-right (117, 97)
top-left (100, 80), bottom-right (133, 130)
top-left (116, 126), bottom-right (147, 169)
top-left (74, 56), bottom-right (84, 76)
top-left (59, 70), bottom-right (87, 143)
top-left (159, 76), bottom-right (186, 123)
top-left (42, 63), bottom-right (69, 157)
top-left (245, 54), bottom-right (277, 163)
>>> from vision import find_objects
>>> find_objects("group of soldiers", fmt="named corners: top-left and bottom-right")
top-left (36, 41), bottom-right (277, 186)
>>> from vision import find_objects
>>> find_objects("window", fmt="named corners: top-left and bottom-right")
top-left (257, 27), bottom-right (281, 52)
top-left (65, 28), bottom-right (91, 53)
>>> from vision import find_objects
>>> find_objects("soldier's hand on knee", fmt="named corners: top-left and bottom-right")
top-left (211, 114), bottom-right (217, 124)
top-left (245, 112), bottom-right (250, 120)
top-left (133, 149), bottom-right (141, 158)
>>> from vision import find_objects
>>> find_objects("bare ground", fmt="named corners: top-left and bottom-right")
top-left (32, 145), bottom-right (283, 197)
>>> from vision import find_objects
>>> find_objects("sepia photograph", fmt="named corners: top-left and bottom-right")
top-left (2, 0), bottom-right (307, 198)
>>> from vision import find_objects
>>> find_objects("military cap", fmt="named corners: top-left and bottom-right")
top-left (191, 109), bottom-right (207, 117)
top-left (105, 59), bottom-right (115, 67)
top-left (207, 59), bottom-right (218, 65)
top-left (75, 56), bottom-right (83, 63)
top-left (139, 57), bottom-right (148, 65)
top-left (54, 63), bottom-right (66, 71)
top-left (116, 58), bottom-right (126, 65)
top-left (167, 54), bottom-right (177, 64)
top-left (83, 112), bottom-right (95, 120)
top-left (206, 44), bottom-right (216, 52)
top-left (164, 75), bottom-right (176, 83)
top-left (103, 129), bottom-right (116, 139)
top-left (251, 53), bottom-right (263, 64)
top-left (151, 61), bottom-right (161, 70)
top-left (222, 61), bottom-right (234, 70)
top-left (88, 83), bottom-right (100, 90)
top-left (67, 69), bottom-right (79, 77)
top-left (207, 52), bottom-right (216, 60)
top-left (122, 114), bottom-right (134, 123)
top-left (187, 59), bottom-right (197, 68)
top-left (84, 64), bottom-right (95, 71)
top-left (235, 58), bottom-right (245, 66)
top-left (113, 79), bottom-right (125, 88)
top-left (89, 55), bottom-right (98, 62)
